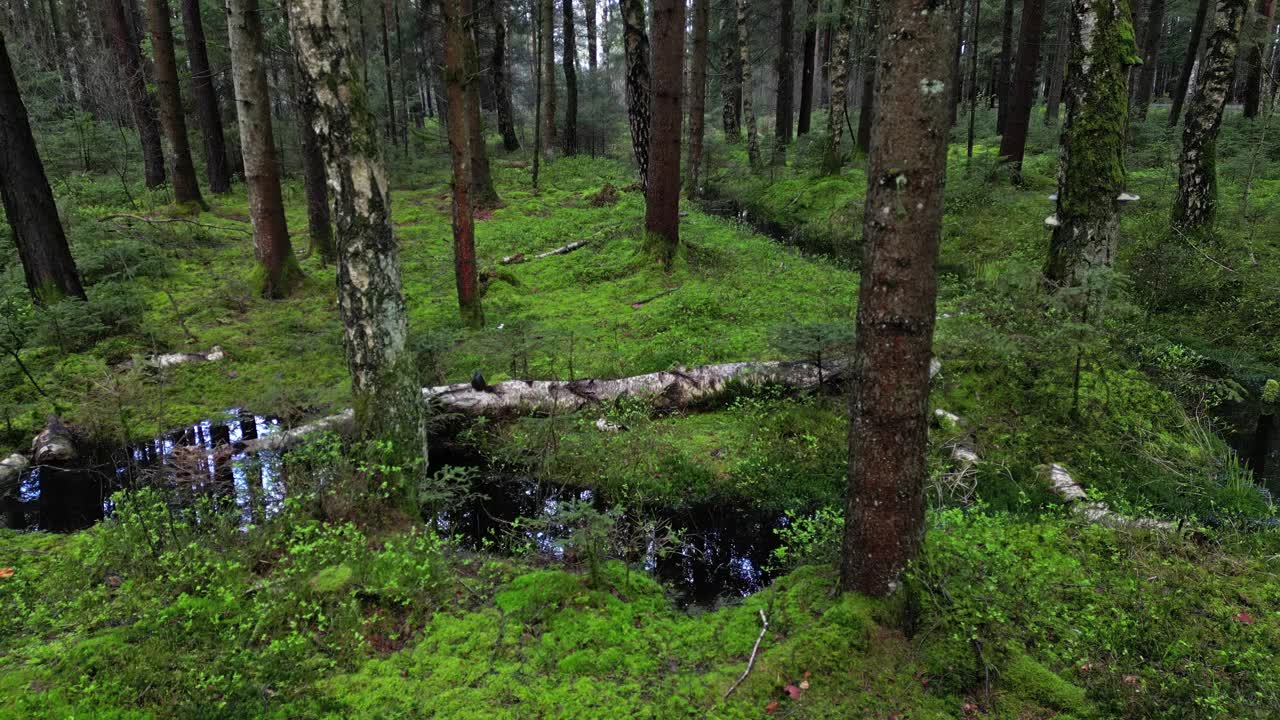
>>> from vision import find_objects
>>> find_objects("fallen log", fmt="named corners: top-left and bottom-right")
top-left (0, 454), bottom-right (28, 489)
top-left (32, 416), bottom-right (78, 465)
top-left (501, 240), bottom-right (590, 265)
top-left (1042, 463), bottom-right (1176, 532)
top-left (117, 346), bottom-right (225, 371)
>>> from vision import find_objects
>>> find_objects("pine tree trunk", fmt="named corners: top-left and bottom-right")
top-left (492, 0), bottom-right (521, 150)
top-left (797, 0), bottom-right (818, 134)
top-left (856, 0), bottom-right (879, 153)
top-left (462, 2), bottom-right (498, 205)
top-left (1044, 8), bottom-right (1067, 123)
top-left (775, 0), bottom-right (796, 149)
top-left (820, 24), bottom-right (833, 107)
top-left (948, 0), bottom-right (967, 125)
top-left (623, 0), bottom-right (652, 186)
top-left (738, 0), bottom-right (761, 167)
top-left (540, 0), bottom-right (557, 156)
top-left (720, 15), bottom-right (741, 140)
top-left (146, 0), bottom-right (205, 208)
top-left (1132, 0), bottom-right (1166, 119)
top-left (182, 0), bottom-right (231, 194)
top-left (563, 0), bottom-right (579, 154)
top-left (1046, 0), bottom-right (1141, 287)
top-left (382, 1), bottom-right (399, 146)
top-left (443, 0), bottom-right (486, 327)
top-left (0, 29), bottom-right (86, 304)
top-left (996, 0), bottom-right (1046, 180)
top-left (839, 0), bottom-right (955, 598)
top-left (586, 0), bottom-right (599, 69)
top-left (286, 0), bottom-right (428, 474)
top-left (686, 0), bottom-right (709, 197)
top-left (103, 0), bottom-right (166, 188)
top-left (823, 0), bottom-right (856, 173)
top-left (996, 0), bottom-right (1014, 132)
top-left (1174, 0), bottom-right (1248, 232)
top-left (644, 0), bottom-right (684, 266)
top-left (227, 0), bottom-right (300, 298)
top-left (1242, 0), bottom-right (1276, 116)
top-left (1170, 0), bottom-right (1213, 126)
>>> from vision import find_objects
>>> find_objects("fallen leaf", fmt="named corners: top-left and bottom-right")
top-left (764, 700), bottom-right (780, 714)
top-left (784, 684), bottom-right (803, 699)
top-left (0, 568), bottom-right (13, 579)
top-left (1235, 610), bottom-right (1255, 625)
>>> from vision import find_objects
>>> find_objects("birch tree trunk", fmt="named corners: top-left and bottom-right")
top-left (1169, 0), bottom-right (1213, 126)
top-left (443, 0), bottom-right (486, 327)
top-left (738, 0), bottom-right (761, 167)
top-left (823, 0), bottom-right (855, 173)
top-left (104, 0), bottom-right (166, 188)
top-left (1242, 0), bottom-right (1276, 117)
top-left (145, 0), bottom-right (205, 208)
top-left (645, 0), bottom-right (684, 266)
top-left (287, 0), bottom-right (428, 474)
top-left (685, 0), bottom-right (710, 197)
top-left (623, 0), bottom-right (652, 187)
top-left (181, 0), bottom-right (231, 194)
top-left (840, 0), bottom-right (955, 597)
top-left (1132, 0), bottom-right (1166, 120)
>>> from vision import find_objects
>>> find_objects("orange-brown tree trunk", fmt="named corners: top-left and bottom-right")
top-left (443, 0), bottom-right (486, 327)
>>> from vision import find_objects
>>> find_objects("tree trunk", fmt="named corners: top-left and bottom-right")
top-left (1242, 0), bottom-right (1276, 116)
top-left (856, 0), bottom-right (879, 153)
top-left (738, 0), bottom-right (761, 167)
top-left (948, 0), bottom-right (967, 125)
top-left (0, 29), bottom-right (86, 304)
top-left (1174, 0), bottom-right (1248, 233)
top-left (491, 0), bottom-right (521, 150)
top-left (720, 14), bottom-right (740, 140)
top-left (443, 0), bottom-right (486, 327)
top-left (563, 0), bottom-right (579, 154)
top-left (820, 23), bottom-right (833, 107)
top-left (798, 0), bottom-right (818, 134)
top-left (463, 2), bottom-right (499, 206)
top-left (775, 0), bottom-right (796, 149)
top-left (382, 1), bottom-right (399, 146)
top-left (623, 0), bottom-right (652, 187)
top-left (1132, 0), bottom-right (1166, 119)
top-left (1044, 8), bottom-right (1067, 123)
top-left (1170, 0), bottom-right (1213, 126)
top-left (1046, 0), bottom-right (1141, 287)
top-left (686, 0), bottom-right (709, 196)
top-left (840, 0), bottom-right (955, 597)
top-left (145, 0), bottom-right (205, 208)
top-left (645, 0), bottom-right (684, 267)
top-left (227, 0), bottom-right (300, 298)
top-left (586, 0), bottom-right (599, 69)
top-left (966, 0), bottom-right (982, 157)
top-left (996, 0), bottom-right (1046, 181)
top-left (103, 0), bottom-right (166, 188)
top-left (284, 10), bottom-right (334, 263)
top-left (181, 0), bottom-right (231, 194)
top-left (823, 0), bottom-right (856, 173)
top-left (540, 0), bottom-right (557, 156)
top-left (996, 0), bottom-right (1014, 132)
top-left (286, 0), bottom-right (428, 475)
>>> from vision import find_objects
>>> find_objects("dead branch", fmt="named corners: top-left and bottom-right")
top-left (723, 609), bottom-right (769, 699)
top-left (99, 213), bottom-right (254, 236)
top-left (502, 239), bottom-right (590, 264)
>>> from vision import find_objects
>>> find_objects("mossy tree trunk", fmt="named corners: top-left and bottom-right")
top-left (720, 15), bottom-right (741, 141)
top-left (1169, 0), bottom-right (1212, 127)
top-left (1131, 0), bottom-right (1166, 120)
top-left (1173, 0), bottom-right (1248, 233)
top-left (1242, 0), bottom-right (1275, 117)
top-left (104, 0), bottom-right (165, 188)
top-left (797, 0), bottom-right (818, 134)
top-left (623, 0), bottom-right (652, 187)
top-left (1045, 0), bottom-right (1141, 288)
top-left (0, 28), bottom-right (86, 304)
top-left (685, 0), bottom-right (709, 197)
top-left (996, 0), bottom-right (1047, 181)
top-left (562, 0), bottom-right (579, 155)
top-left (645, 0), bottom-right (684, 267)
top-left (840, 0), bottom-right (956, 598)
top-left (823, 0), bottom-right (856, 173)
top-left (145, 0), bottom-right (205, 209)
top-left (443, 0), bottom-right (486, 327)
top-left (181, 0), bottom-right (231, 194)
top-left (227, 0), bottom-right (302, 298)
top-left (738, 0), bottom-right (761, 167)
top-left (287, 0), bottom-right (428, 478)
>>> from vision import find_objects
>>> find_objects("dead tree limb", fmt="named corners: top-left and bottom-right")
top-left (723, 609), bottom-right (769, 699)
top-left (99, 213), bottom-right (254, 236)
top-left (501, 239), bottom-right (590, 264)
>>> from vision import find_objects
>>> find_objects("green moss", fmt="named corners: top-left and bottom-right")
top-left (309, 564), bottom-right (355, 594)
top-left (1002, 648), bottom-right (1092, 714)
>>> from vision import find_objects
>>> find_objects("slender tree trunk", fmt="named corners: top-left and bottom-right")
top-left (284, 10), bottom-right (334, 263)
top-left (720, 15), bottom-right (740, 140)
top-left (286, 0), bottom-right (428, 477)
top-left (798, 0), bottom-right (818, 134)
top-left (145, 0), bottom-right (205, 208)
top-left (996, 0), bottom-right (1046, 181)
top-left (181, 0), bottom-right (231, 194)
top-left (1046, 0), bottom-right (1141, 287)
top-left (533, 0), bottom-right (544, 186)
top-left (775, 0), bottom-right (796, 150)
top-left (840, 0), bottom-right (955, 598)
top-left (856, 0), bottom-right (879, 153)
top-left (587, 0), bottom-right (599, 68)
top-left (541, 0), bottom-right (557, 156)
top-left (1044, 8), bottom-right (1067, 122)
top-left (645, 0), bottom-right (683, 266)
top-left (1132, 0), bottom-right (1166, 119)
top-left (395, 0), bottom-right (410, 146)
top-left (820, 23), bottom-right (833, 106)
top-left (0, 29), bottom-right (86, 304)
top-left (464, 0), bottom-right (499, 204)
top-left (442, 0), bottom-right (485, 326)
top-left (966, 0), bottom-right (982, 157)
top-left (492, 0), bottom-right (521, 150)
top-left (103, 0), bottom-right (166, 188)
top-left (623, 0), bottom-right (652, 186)
top-left (1174, 0), bottom-right (1248, 233)
top-left (382, 1), bottom-right (399, 145)
top-left (1170, 0), bottom-right (1213, 126)
top-left (686, 0), bottom-right (709, 196)
top-left (996, 0), bottom-right (1014, 132)
top-left (824, 0), bottom-right (856, 173)
top-left (1243, 0), bottom-right (1276, 116)
top-left (948, 0), bottom-right (967, 125)
top-left (563, 0), bottom-right (579, 154)
top-left (227, 0), bottom-right (300, 298)
top-left (738, 0), bottom-right (761, 166)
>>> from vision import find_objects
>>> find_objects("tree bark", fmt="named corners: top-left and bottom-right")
top-left (856, 0), bottom-right (879, 153)
top-left (586, 0), bottom-right (599, 68)
top-left (284, 9), bottom-right (335, 263)
top-left (0, 28), bottom-right (87, 304)
top-left (1242, 0), bottom-right (1276, 116)
top-left (623, 0), bottom-right (652, 187)
top-left (686, 0), bottom-right (710, 196)
top-left (820, 23), bottom-right (833, 107)
top-left (541, 0), bottom-right (558, 157)
top-left (1170, 0), bottom-right (1213, 126)
top-left (1174, 0), bottom-right (1248, 233)
top-left (645, 0), bottom-right (684, 267)
top-left (382, 1), bottom-right (400, 146)
top-left (1046, 0), bottom-right (1141, 287)
top-left (563, 0), bottom-right (580, 154)
top-left (287, 0), bottom-right (428, 472)
top-left (103, 0), bottom-right (166, 188)
top-left (1044, 8), bottom-right (1068, 123)
top-left (738, 0), bottom-right (761, 166)
top-left (443, 0), bottom-right (486, 327)
top-left (996, 0), bottom-right (1046, 180)
top-left (1131, 0), bottom-right (1166, 119)
top-left (463, 0), bottom-right (499, 206)
top-left (145, 0), bottom-right (205, 208)
top-left (720, 14), bottom-right (741, 140)
top-left (840, 0), bottom-right (955, 597)
top-left (775, 0), bottom-right (796, 148)
top-left (996, 0), bottom-right (1014, 132)
top-left (798, 0), bottom-right (818, 134)
top-left (181, 0), bottom-right (231, 194)
top-left (823, 0), bottom-right (856, 173)
top-left (491, 0), bottom-right (521, 150)
top-left (227, 0), bottom-right (301, 298)
top-left (948, 0), bottom-right (967, 125)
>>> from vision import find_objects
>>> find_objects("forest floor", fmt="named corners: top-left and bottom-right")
top-left (3, 109), bottom-right (1280, 718)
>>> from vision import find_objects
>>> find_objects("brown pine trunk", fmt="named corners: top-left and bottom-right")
top-left (823, 0), bottom-right (855, 173)
top-left (443, 0), bottom-right (485, 327)
top-left (1044, 8), bottom-right (1067, 123)
top-left (840, 0), bottom-right (955, 597)
top-left (996, 0), bottom-right (1046, 181)
top-left (948, 0), bottom-right (967, 125)
top-left (227, 0), bottom-right (300, 298)
top-left (623, 0), bottom-right (652, 186)
top-left (1132, 0), bottom-right (1166, 119)
top-left (0, 28), bottom-right (86, 304)
top-left (1170, 0), bottom-right (1213, 126)
top-left (738, 0), bottom-right (760, 166)
top-left (382, 1), bottom-right (399, 146)
top-left (645, 0), bottom-right (684, 267)
top-left (103, 0), bottom-right (166, 188)
top-left (540, 0), bottom-right (557, 157)
top-left (287, 0), bottom-right (428, 476)
top-left (721, 15), bottom-right (740, 140)
top-left (461, 1), bottom-right (498, 205)
top-left (856, 0), bottom-right (879, 153)
top-left (491, 0), bottom-right (521, 150)
top-left (182, 0), bottom-right (231, 194)
top-left (797, 0), bottom-right (818, 134)
top-left (1243, 0), bottom-right (1276, 116)
top-left (563, 0), bottom-right (579, 154)
top-left (775, 0), bottom-right (795, 148)
top-left (996, 0), bottom-right (1014, 132)
top-left (686, 0), bottom-right (709, 197)
top-left (586, 0), bottom-right (599, 69)
top-left (1174, 0), bottom-right (1248, 233)
top-left (146, 0), bottom-right (205, 208)
top-left (819, 24), bottom-right (833, 107)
